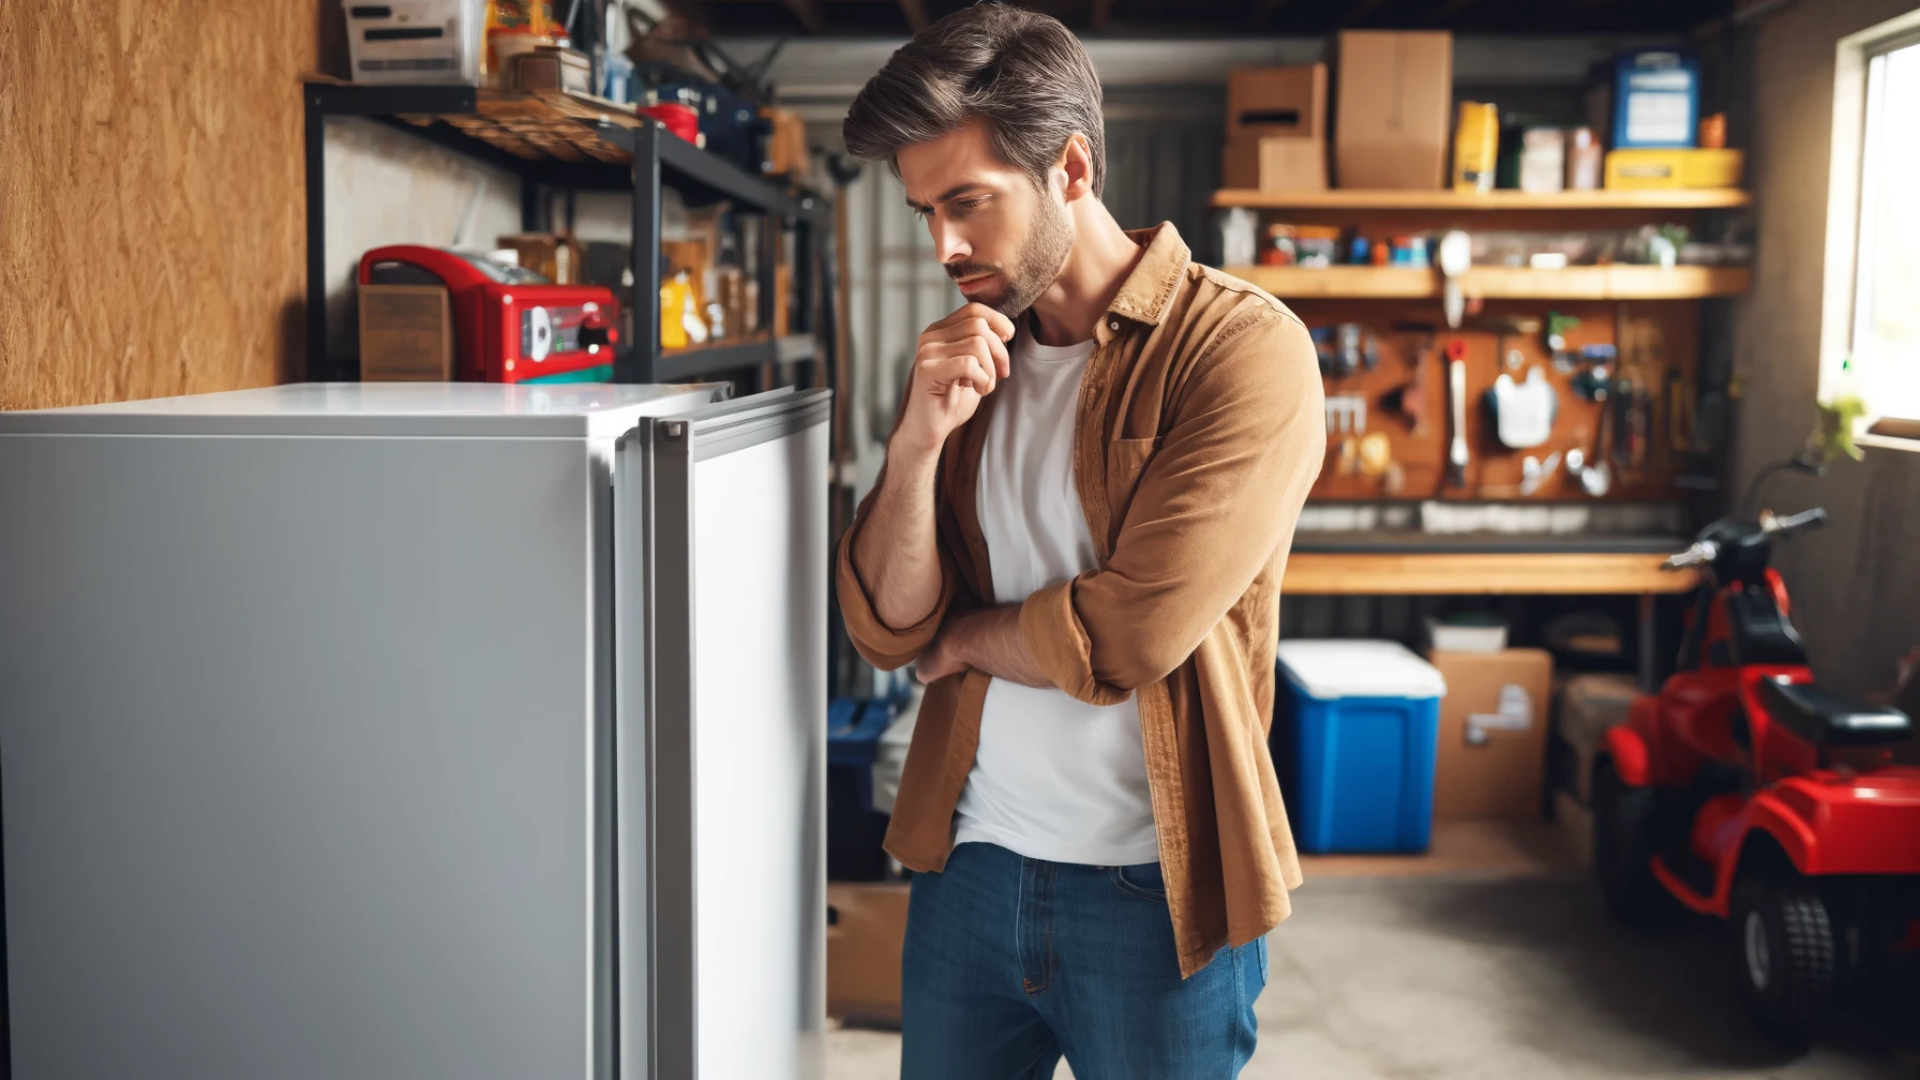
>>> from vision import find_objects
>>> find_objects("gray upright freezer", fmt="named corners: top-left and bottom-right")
top-left (0, 382), bottom-right (831, 1080)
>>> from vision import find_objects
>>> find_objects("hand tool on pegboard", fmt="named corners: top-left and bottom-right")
top-left (1447, 337), bottom-right (1470, 489)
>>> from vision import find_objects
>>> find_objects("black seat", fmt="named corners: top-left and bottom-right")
top-left (1760, 677), bottom-right (1913, 747)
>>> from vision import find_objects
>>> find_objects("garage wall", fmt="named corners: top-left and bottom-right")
top-left (0, 2), bottom-right (324, 409)
top-left (1733, 0), bottom-right (1920, 696)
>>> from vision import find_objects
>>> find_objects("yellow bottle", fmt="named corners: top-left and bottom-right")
top-left (1453, 102), bottom-right (1499, 194)
top-left (660, 274), bottom-right (690, 349)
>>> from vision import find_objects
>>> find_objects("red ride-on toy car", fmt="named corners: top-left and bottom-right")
top-left (1592, 486), bottom-right (1920, 1043)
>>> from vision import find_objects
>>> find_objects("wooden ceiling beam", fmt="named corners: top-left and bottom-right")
top-left (1426, 0), bottom-right (1489, 21)
top-left (1251, 0), bottom-right (1293, 25)
top-left (898, 0), bottom-right (929, 32)
top-left (777, 0), bottom-right (824, 33)
top-left (1340, 0), bottom-right (1392, 24)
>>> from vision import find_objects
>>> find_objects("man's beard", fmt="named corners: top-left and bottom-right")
top-left (946, 191), bottom-right (1074, 319)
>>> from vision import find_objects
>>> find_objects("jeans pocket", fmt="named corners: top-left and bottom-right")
top-left (1111, 861), bottom-right (1167, 902)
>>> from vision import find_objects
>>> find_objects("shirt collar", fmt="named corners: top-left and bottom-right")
top-left (1105, 222), bottom-right (1190, 329)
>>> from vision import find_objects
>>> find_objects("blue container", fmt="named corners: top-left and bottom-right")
top-left (1606, 50), bottom-right (1700, 149)
top-left (1275, 641), bottom-right (1446, 854)
top-left (828, 698), bottom-right (895, 812)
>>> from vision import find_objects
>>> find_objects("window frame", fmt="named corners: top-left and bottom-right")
top-left (1822, 11), bottom-right (1920, 450)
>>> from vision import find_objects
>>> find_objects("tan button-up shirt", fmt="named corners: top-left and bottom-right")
top-left (835, 222), bottom-right (1325, 977)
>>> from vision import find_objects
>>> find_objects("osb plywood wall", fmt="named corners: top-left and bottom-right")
top-left (0, 1), bottom-right (322, 409)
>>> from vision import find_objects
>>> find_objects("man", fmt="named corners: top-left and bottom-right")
top-left (836, 5), bottom-right (1324, 1076)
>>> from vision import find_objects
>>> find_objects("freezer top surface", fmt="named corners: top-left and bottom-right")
top-left (0, 382), bottom-right (730, 438)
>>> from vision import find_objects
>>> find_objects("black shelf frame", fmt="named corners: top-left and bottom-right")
top-left (302, 82), bottom-right (827, 384)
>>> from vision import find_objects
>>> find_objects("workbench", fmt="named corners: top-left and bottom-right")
top-left (1283, 534), bottom-right (1698, 596)
top-left (1281, 533), bottom-right (1699, 691)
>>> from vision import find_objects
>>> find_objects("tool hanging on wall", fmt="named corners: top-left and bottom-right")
top-left (1390, 322), bottom-right (1438, 434)
top-left (1546, 311), bottom-right (1581, 373)
top-left (1571, 344), bottom-right (1617, 401)
top-left (1585, 405), bottom-right (1615, 496)
top-left (1447, 338), bottom-right (1470, 488)
top-left (1325, 394), bottom-right (1368, 434)
top-left (1630, 384), bottom-right (1653, 482)
top-left (1519, 450), bottom-right (1562, 496)
top-left (1358, 431), bottom-right (1393, 479)
top-left (1438, 230), bottom-right (1473, 329)
top-left (1487, 367), bottom-right (1558, 448)
top-left (1612, 376), bottom-right (1634, 477)
top-left (1313, 324), bottom-right (1380, 378)
top-left (1466, 315), bottom-right (1540, 375)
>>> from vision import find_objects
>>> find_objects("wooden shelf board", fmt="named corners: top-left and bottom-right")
top-left (1226, 264), bottom-right (1751, 300)
top-left (1211, 188), bottom-right (1753, 210)
top-left (1282, 552), bottom-right (1699, 595)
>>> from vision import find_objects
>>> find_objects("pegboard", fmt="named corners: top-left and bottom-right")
top-left (1289, 298), bottom-right (1699, 502)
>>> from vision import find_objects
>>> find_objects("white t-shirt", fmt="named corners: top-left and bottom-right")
top-left (950, 330), bottom-right (1159, 866)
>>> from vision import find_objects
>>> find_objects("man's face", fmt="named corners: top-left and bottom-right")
top-left (897, 118), bottom-right (1073, 319)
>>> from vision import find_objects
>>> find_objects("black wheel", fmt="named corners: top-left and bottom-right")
top-left (1591, 757), bottom-right (1672, 926)
top-left (1730, 875), bottom-right (1836, 1045)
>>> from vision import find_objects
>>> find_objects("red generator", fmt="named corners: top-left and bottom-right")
top-left (358, 245), bottom-right (619, 384)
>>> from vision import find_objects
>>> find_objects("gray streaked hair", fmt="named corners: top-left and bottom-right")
top-left (842, 3), bottom-right (1106, 197)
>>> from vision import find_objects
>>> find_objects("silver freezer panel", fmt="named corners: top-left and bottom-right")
top-left (0, 432), bottom-right (606, 1079)
top-left (635, 390), bottom-right (831, 1080)
top-left (0, 382), bottom-right (723, 439)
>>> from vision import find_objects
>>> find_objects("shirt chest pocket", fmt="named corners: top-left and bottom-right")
top-left (1105, 435), bottom-right (1164, 526)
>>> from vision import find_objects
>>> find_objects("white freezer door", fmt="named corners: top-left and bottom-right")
top-left (615, 388), bottom-right (831, 1080)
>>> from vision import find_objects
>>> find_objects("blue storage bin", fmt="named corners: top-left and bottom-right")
top-left (828, 697), bottom-right (898, 881)
top-left (1275, 641), bottom-right (1447, 854)
top-left (1606, 49), bottom-right (1700, 149)
top-left (828, 697), bottom-right (895, 812)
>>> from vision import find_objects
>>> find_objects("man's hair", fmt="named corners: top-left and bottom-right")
top-left (842, 3), bottom-right (1106, 198)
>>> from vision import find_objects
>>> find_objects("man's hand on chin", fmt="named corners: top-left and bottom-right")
top-left (914, 605), bottom-right (1053, 689)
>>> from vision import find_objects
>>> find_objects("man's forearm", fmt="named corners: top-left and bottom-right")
top-left (938, 605), bottom-right (1051, 688)
top-left (851, 442), bottom-right (945, 631)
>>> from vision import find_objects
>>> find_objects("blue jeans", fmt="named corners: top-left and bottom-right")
top-left (901, 841), bottom-right (1267, 1079)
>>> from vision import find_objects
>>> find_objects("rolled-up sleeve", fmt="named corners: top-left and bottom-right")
top-left (833, 483), bottom-right (960, 672)
top-left (1019, 309), bottom-right (1324, 701)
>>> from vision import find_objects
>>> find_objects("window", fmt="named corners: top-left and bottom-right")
top-left (1851, 34), bottom-right (1920, 424)
top-left (1825, 12), bottom-right (1920, 443)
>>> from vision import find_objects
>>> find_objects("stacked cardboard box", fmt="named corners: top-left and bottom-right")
top-left (1334, 31), bottom-right (1453, 190)
top-left (1221, 64), bottom-right (1328, 192)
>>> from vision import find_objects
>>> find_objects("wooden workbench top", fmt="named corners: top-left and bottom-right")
top-left (1282, 549), bottom-right (1698, 595)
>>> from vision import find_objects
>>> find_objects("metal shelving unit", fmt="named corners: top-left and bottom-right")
top-left (302, 82), bottom-right (828, 384)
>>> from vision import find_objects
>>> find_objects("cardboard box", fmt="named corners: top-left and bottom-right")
top-left (1555, 673), bottom-right (1639, 805)
top-left (1604, 148), bottom-right (1744, 190)
top-left (1227, 64), bottom-right (1328, 141)
top-left (357, 284), bottom-right (454, 382)
top-left (1222, 135), bottom-right (1328, 191)
top-left (1427, 648), bottom-right (1554, 820)
top-left (496, 231), bottom-right (587, 284)
top-left (1335, 31), bottom-right (1453, 190)
top-left (827, 882), bottom-right (909, 1025)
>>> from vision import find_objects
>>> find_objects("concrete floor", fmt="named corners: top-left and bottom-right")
top-left (826, 875), bottom-right (1919, 1079)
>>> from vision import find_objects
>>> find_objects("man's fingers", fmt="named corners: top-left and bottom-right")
top-left (921, 320), bottom-right (1011, 379)
top-left (973, 327), bottom-right (1012, 379)
top-left (919, 349), bottom-right (996, 396)
top-left (928, 302), bottom-right (1016, 343)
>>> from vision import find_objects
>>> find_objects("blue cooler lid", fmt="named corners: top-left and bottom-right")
top-left (1276, 639), bottom-right (1448, 700)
